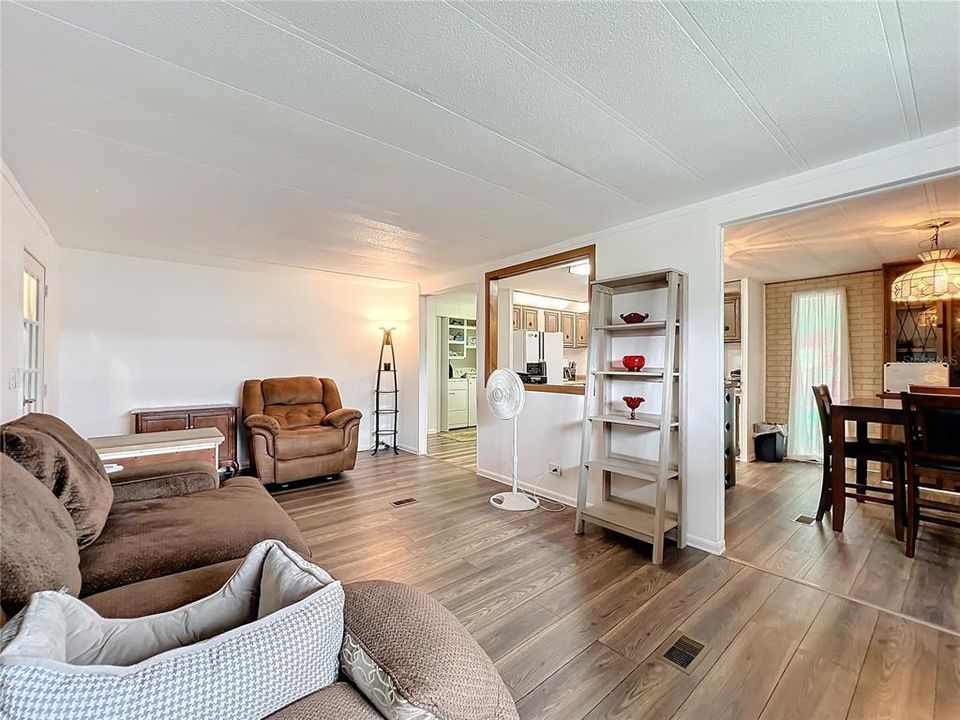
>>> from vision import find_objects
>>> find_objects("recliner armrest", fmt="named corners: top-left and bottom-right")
top-left (245, 413), bottom-right (281, 434)
top-left (322, 408), bottom-right (362, 429)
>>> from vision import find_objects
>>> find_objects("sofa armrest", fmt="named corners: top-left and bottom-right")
top-left (322, 408), bottom-right (362, 429)
top-left (110, 460), bottom-right (219, 503)
top-left (245, 413), bottom-right (281, 434)
top-left (340, 581), bottom-right (519, 720)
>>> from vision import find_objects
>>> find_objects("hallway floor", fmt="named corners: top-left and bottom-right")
top-left (427, 428), bottom-right (477, 470)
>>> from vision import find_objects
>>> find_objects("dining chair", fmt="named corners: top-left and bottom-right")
top-left (812, 385), bottom-right (906, 540)
top-left (908, 384), bottom-right (960, 396)
top-left (900, 391), bottom-right (960, 558)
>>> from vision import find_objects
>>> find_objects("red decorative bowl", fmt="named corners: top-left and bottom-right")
top-left (622, 396), bottom-right (645, 419)
top-left (622, 355), bottom-right (646, 372)
top-left (620, 312), bottom-right (649, 324)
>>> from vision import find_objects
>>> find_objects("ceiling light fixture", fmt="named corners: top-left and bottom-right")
top-left (568, 261), bottom-right (591, 277)
top-left (891, 221), bottom-right (960, 303)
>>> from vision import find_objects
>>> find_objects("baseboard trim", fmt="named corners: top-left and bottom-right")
top-left (687, 534), bottom-right (725, 555)
top-left (476, 467), bottom-right (577, 508)
top-left (397, 443), bottom-right (419, 455)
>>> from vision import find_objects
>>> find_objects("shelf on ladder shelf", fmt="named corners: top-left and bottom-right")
top-left (584, 455), bottom-right (678, 482)
top-left (580, 501), bottom-right (677, 543)
top-left (588, 413), bottom-right (677, 429)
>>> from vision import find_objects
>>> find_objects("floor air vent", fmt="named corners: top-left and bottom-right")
top-left (794, 515), bottom-right (816, 525)
top-left (657, 633), bottom-right (706, 674)
top-left (391, 497), bottom-right (418, 507)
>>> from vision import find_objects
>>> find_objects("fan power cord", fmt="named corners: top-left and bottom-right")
top-left (520, 470), bottom-right (566, 513)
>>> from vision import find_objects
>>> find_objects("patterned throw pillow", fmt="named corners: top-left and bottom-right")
top-left (339, 581), bottom-right (519, 720)
top-left (341, 632), bottom-right (437, 720)
top-left (0, 541), bottom-right (343, 720)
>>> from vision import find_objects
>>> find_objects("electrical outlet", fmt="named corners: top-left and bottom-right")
top-left (548, 463), bottom-right (562, 477)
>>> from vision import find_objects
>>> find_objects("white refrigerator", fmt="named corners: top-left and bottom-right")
top-left (511, 331), bottom-right (564, 384)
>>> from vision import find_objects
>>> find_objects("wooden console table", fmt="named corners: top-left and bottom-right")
top-left (131, 404), bottom-right (238, 473)
top-left (89, 428), bottom-right (224, 476)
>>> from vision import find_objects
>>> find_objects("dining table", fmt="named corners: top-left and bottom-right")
top-left (830, 396), bottom-right (903, 532)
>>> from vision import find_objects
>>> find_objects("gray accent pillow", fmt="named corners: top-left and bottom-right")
top-left (0, 541), bottom-right (343, 720)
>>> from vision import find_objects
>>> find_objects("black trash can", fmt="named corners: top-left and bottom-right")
top-left (753, 423), bottom-right (787, 462)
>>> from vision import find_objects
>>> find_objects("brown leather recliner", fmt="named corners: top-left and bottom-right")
top-left (242, 377), bottom-right (362, 485)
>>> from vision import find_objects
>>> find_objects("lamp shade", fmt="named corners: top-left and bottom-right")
top-left (891, 247), bottom-right (960, 303)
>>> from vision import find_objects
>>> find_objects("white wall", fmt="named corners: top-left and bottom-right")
top-left (59, 249), bottom-right (419, 462)
top-left (1, 163), bottom-right (60, 422)
top-left (428, 127), bottom-right (960, 555)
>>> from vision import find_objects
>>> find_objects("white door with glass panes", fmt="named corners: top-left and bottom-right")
top-left (21, 252), bottom-right (46, 414)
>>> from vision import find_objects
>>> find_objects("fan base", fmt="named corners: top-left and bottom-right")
top-left (490, 491), bottom-right (540, 512)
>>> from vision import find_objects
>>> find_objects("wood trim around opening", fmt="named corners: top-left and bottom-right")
top-left (484, 245), bottom-right (596, 396)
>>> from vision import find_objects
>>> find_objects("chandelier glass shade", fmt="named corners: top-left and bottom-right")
top-left (891, 223), bottom-right (960, 303)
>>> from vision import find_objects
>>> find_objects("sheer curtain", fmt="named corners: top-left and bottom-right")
top-left (787, 288), bottom-right (852, 461)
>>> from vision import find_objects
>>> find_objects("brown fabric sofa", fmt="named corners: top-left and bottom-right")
top-left (0, 414), bottom-right (310, 618)
top-left (242, 376), bottom-right (362, 485)
top-left (0, 414), bottom-right (518, 720)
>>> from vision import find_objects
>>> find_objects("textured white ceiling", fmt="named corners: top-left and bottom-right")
top-left (725, 173), bottom-right (960, 283)
top-left (2, 1), bottom-right (958, 282)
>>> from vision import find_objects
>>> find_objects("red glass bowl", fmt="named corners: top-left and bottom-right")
top-left (619, 312), bottom-right (649, 324)
top-left (622, 355), bottom-right (646, 372)
top-left (622, 396), bottom-right (645, 419)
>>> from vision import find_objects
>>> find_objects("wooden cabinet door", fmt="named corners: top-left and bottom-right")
top-left (560, 312), bottom-right (575, 347)
top-left (575, 313), bottom-right (589, 346)
top-left (189, 410), bottom-right (237, 470)
top-left (543, 310), bottom-right (560, 334)
top-left (522, 307), bottom-right (539, 330)
top-left (512, 306), bottom-right (522, 331)
top-left (137, 412), bottom-right (189, 434)
top-left (723, 295), bottom-right (741, 343)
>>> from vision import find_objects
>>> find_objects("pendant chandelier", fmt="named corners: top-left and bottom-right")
top-left (891, 221), bottom-right (960, 303)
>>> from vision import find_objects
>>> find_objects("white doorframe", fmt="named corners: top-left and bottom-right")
top-left (20, 251), bottom-right (46, 415)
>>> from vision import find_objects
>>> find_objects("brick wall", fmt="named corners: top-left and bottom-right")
top-left (765, 270), bottom-right (883, 424)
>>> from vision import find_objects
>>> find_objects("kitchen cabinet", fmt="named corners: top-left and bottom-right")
top-left (131, 404), bottom-right (238, 474)
top-left (575, 313), bottom-right (589, 347)
top-left (723, 295), bottom-right (741, 343)
top-left (512, 305), bottom-right (522, 331)
top-left (560, 312), bottom-right (576, 347)
top-left (447, 378), bottom-right (469, 429)
top-left (543, 310), bottom-right (560, 334)
top-left (522, 306), bottom-right (539, 330)
top-left (468, 378), bottom-right (477, 426)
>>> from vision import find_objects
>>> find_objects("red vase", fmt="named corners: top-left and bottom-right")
top-left (622, 355), bottom-right (646, 372)
top-left (623, 396), bottom-right (645, 420)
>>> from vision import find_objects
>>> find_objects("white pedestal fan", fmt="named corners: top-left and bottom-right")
top-left (487, 368), bottom-right (540, 512)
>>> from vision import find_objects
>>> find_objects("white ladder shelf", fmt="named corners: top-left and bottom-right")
top-left (575, 269), bottom-right (687, 565)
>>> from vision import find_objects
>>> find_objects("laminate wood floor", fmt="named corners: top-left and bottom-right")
top-left (725, 460), bottom-right (960, 634)
top-left (275, 451), bottom-right (959, 720)
top-left (427, 429), bottom-right (477, 470)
